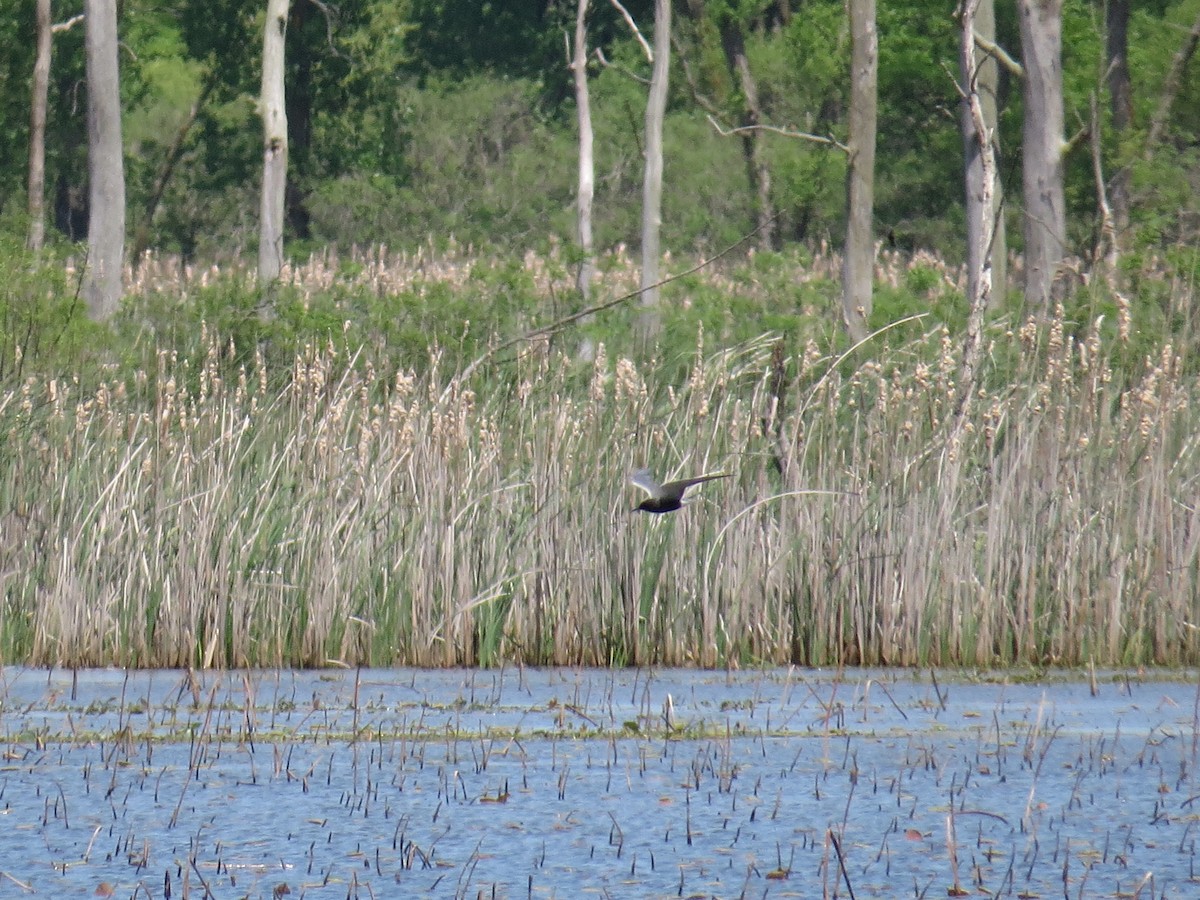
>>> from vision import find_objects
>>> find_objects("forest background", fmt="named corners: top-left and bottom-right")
top-left (1, 0), bottom-right (1200, 670)
top-left (0, 1), bottom-right (1195, 275)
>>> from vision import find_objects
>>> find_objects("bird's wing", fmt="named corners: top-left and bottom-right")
top-left (661, 473), bottom-right (729, 496)
top-left (629, 468), bottom-right (664, 498)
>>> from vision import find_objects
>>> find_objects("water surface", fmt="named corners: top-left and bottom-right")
top-left (0, 666), bottom-right (1197, 898)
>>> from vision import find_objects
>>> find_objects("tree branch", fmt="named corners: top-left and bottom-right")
top-left (52, 13), bottom-right (85, 33)
top-left (973, 31), bottom-right (1023, 79)
top-left (1145, 12), bottom-right (1200, 155)
top-left (1063, 123), bottom-right (1090, 156)
top-left (706, 114), bottom-right (848, 153)
top-left (306, 0), bottom-right (351, 62)
top-left (673, 35), bottom-right (721, 115)
top-left (593, 47), bottom-right (650, 85)
top-left (1089, 92), bottom-right (1120, 280)
top-left (607, 0), bottom-right (653, 61)
top-left (450, 212), bottom-right (783, 391)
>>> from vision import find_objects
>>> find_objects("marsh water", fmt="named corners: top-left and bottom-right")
top-left (0, 666), bottom-right (1198, 898)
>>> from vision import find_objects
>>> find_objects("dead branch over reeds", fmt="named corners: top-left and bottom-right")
top-left (3, 251), bottom-right (1199, 669)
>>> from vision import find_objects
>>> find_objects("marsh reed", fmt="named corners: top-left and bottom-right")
top-left (3, 248), bottom-right (1199, 669)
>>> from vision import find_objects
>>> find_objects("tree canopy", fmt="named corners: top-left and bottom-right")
top-left (2, 0), bottom-right (1198, 267)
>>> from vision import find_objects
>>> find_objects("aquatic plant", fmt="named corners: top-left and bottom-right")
top-left (2, 246), bottom-right (1198, 668)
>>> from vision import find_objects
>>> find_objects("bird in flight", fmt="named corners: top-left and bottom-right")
top-left (629, 468), bottom-right (729, 514)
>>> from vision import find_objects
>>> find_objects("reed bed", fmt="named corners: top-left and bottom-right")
top-left (2, 248), bottom-right (1199, 669)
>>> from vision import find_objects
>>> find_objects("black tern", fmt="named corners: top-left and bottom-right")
top-left (629, 468), bottom-right (730, 514)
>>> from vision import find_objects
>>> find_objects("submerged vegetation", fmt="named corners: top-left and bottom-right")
top-left (7, 668), bottom-right (1194, 897)
top-left (2, 244), bottom-right (1199, 669)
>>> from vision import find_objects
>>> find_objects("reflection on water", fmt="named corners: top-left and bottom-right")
top-left (0, 666), bottom-right (1197, 898)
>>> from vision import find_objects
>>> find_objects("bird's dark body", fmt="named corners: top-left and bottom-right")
top-left (629, 470), bottom-right (729, 514)
top-left (635, 497), bottom-right (684, 514)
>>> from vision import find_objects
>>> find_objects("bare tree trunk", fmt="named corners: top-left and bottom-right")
top-left (640, 0), bottom-right (670, 320)
top-left (1106, 0), bottom-right (1132, 255)
top-left (27, 0), bottom-right (52, 252)
top-left (1017, 0), bottom-right (1066, 314)
top-left (718, 17), bottom-right (774, 250)
top-left (1090, 93), bottom-right (1119, 283)
top-left (842, 0), bottom-right (876, 343)
top-left (940, 0), bottom-right (1002, 569)
top-left (955, 0), bottom-right (998, 426)
top-left (960, 0), bottom-right (1006, 307)
top-left (259, 0), bottom-right (290, 286)
top-left (572, 0), bottom-right (595, 300)
top-left (84, 0), bottom-right (126, 321)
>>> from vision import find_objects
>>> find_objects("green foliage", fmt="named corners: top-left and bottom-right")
top-left (0, 0), bottom-right (1198, 370)
top-left (0, 228), bottom-right (1197, 668)
top-left (661, 116), bottom-right (755, 251)
top-left (314, 75), bottom-right (574, 250)
top-left (0, 236), bottom-right (102, 379)
top-left (6, 0), bottom-right (1200, 673)
top-left (4, 0), bottom-right (1196, 279)
top-left (404, 0), bottom-right (570, 78)
top-left (0, 4), bottom-right (37, 202)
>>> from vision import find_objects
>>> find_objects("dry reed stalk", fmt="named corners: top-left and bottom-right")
top-left (4, 254), bottom-right (1200, 667)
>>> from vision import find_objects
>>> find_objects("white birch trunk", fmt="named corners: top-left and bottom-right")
top-left (960, 0), bottom-right (1006, 307)
top-left (841, 0), bottom-right (876, 343)
top-left (1017, 0), bottom-right (1066, 313)
top-left (1106, 0), bottom-right (1131, 264)
top-left (954, 0), bottom-right (997, 426)
top-left (83, 0), bottom-right (125, 321)
top-left (259, 0), bottom-right (290, 286)
top-left (27, 0), bottom-right (51, 252)
top-left (573, 0), bottom-right (595, 300)
top-left (640, 0), bottom-right (670, 314)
